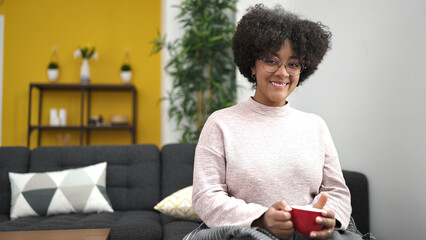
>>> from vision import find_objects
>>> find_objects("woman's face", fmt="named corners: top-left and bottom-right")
top-left (251, 40), bottom-right (300, 107)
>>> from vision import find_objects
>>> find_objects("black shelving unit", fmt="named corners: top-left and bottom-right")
top-left (27, 83), bottom-right (137, 147)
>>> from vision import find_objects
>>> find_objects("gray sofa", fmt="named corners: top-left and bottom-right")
top-left (0, 144), bottom-right (369, 239)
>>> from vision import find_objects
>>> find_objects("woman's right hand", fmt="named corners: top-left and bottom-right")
top-left (252, 201), bottom-right (294, 239)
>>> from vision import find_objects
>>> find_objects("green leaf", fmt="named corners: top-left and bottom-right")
top-left (149, 29), bottom-right (166, 56)
top-left (209, 35), bottom-right (223, 42)
top-left (88, 47), bottom-right (96, 58)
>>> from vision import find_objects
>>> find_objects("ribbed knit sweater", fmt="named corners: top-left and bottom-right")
top-left (192, 98), bottom-right (351, 230)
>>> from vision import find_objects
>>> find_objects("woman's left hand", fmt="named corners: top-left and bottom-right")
top-left (310, 193), bottom-right (336, 239)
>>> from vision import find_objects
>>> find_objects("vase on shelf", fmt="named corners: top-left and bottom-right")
top-left (80, 59), bottom-right (90, 84)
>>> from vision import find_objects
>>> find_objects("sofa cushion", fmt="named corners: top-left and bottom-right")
top-left (0, 214), bottom-right (9, 223)
top-left (155, 185), bottom-right (200, 222)
top-left (29, 145), bottom-right (161, 211)
top-left (162, 220), bottom-right (200, 240)
top-left (9, 162), bottom-right (113, 219)
top-left (0, 147), bottom-right (30, 217)
top-left (0, 210), bottom-right (162, 240)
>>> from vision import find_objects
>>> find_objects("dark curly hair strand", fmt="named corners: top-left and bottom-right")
top-left (232, 4), bottom-right (332, 87)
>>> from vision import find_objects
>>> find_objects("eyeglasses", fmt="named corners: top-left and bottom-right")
top-left (259, 56), bottom-right (305, 76)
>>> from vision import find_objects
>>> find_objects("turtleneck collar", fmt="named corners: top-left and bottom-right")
top-left (244, 97), bottom-right (293, 118)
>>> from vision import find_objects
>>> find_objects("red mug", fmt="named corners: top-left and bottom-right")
top-left (291, 205), bottom-right (323, 236)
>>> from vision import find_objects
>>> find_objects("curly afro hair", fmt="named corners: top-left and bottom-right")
top-left (232, 4), bottom-right (332, 87)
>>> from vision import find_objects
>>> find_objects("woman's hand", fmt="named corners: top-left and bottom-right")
top-left (310, 193), bottom-right (336, 239)
top-left (252, 200), bottom-right (294, 239)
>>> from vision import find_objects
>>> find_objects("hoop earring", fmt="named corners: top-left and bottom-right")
top-left (251, 73), bottom-right (256, 81)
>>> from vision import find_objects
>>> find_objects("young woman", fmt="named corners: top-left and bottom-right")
top-left (192, 4), bottom-right (357, 240)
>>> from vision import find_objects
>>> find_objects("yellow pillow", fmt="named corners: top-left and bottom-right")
top-left (154, 186), bottom-right (201, 222)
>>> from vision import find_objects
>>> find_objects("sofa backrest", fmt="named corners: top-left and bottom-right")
top-left (29, 144), bottom-right (161, 211)
top-left (161, 143), bottom-right (196, 198)
top-left (160, 143), bottom-right (196, 224)
top-left (342, 170), bottom-right (370, 234)
top-left (0, 147), bottom-right (31, 219)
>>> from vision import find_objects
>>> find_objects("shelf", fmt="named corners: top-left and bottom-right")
top-left (29, 125), bottom-right (133, 130)
top-left (85, 125), bottom-right (132, 130)
top-left (30, 83), bottom-right (135, 91)
top-left (29, 125), bottom-right (82, 130)
top-left (28, 83), bottom-right (137, 147)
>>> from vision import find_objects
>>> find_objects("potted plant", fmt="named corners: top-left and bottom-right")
top-left (47, 62), bottom-right (59, 82)
top-left (151, 0), bottom-right (237, 143)
top-left (120, 63), bottom-right (132, 83)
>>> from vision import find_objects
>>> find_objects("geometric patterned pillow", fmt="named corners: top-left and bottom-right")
top-left (154, 185), bottom-right (201, 222)
top-left (8, 162), bottom-right (113, 219)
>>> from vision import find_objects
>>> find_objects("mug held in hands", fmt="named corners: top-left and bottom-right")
top-left (290, 205), bottom-right (323, 235)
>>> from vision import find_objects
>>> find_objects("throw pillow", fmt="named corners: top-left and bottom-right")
top-left (154, 185), bottom-right (201, 222)
top-left (9, 162), bottom-right (113, 219)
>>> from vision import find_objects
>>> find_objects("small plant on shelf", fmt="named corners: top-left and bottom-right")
top-left (48, 62), bottom-right (59, 69)
top-left (47, 61), bottom-right (59, 82)
top-left (121, 64), bottom-right (131, 71)
top-left (74, 46), bottom-right (98, 60)
top-left (47, 46), bottom-right (60, 82)
top-left (120, 64), bottom-right (132, 83)
top-left (120, 48), bottom-right (132, 83)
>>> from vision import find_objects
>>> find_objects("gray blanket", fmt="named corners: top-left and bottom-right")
top-left (183, 217), bottom-right (376, 240)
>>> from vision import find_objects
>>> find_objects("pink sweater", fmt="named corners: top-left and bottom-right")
top-left (192, 98), bottom-right (351, 230)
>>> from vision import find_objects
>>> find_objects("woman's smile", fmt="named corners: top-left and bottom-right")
top-left (270, 81), bottom-right (289, 88)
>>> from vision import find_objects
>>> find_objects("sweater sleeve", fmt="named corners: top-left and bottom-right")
top-left (312, 118), bottom-right (352, 230)
top-left (192, 114), bottom-right (267, 228)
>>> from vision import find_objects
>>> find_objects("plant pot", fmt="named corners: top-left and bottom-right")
top-left (120, 70), bottom-right (132, 83)
top-left (47, 69), bottom-right (59, 82)
top-left (80, 59), bottom-right (90, 84)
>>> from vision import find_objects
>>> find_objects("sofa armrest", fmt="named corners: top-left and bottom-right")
top-left (0, 147), bottom-right (30, 218)
top-left (342, 170), bottom-right (370, 234)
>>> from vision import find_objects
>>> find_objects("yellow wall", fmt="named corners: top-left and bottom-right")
top-left (0, 0), bottom-right (162, 148)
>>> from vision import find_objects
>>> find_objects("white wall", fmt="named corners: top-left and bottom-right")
top-left (161, 0), bottom-right (184, 145)
top-left (163, 1), bottom-right (426, 239)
